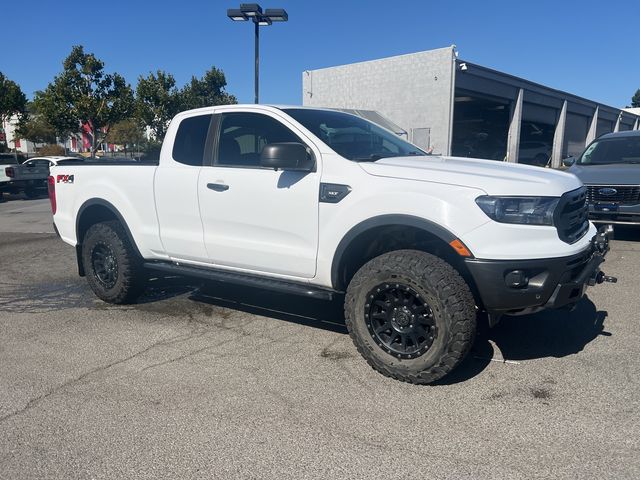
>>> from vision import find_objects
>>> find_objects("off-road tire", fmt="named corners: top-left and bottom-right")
top-left (82, 220), bottom-right (146, 304)
top-left (345, 249), bottom-right (477, 384)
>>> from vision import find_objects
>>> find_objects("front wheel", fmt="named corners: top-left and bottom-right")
top-left (82, 220), bottom-right (146, 304)
top-left (345, 250), bottom-right (477, 384)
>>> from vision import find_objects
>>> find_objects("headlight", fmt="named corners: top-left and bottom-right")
top-left (475, 196), bottom-right (559, 226)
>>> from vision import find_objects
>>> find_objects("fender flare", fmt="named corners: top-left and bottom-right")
top-left (330, 214), bottom-right (459, 289)
top-left (75, 198), bottom-right (143, 275)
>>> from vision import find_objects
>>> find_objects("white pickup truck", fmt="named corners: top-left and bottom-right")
top-left (50, 105), bottom-right (615, 384)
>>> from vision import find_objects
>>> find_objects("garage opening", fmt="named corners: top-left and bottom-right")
top-left (451, 90), bottom-right (510, 161)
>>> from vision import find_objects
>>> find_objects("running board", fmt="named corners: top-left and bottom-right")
top-left (144, 261), bottom-right (339, 300)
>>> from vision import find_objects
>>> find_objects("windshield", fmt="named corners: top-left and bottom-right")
top-left (579, 136), bottom-right (640, 165)
top-left (283, 108), bottom-right (425, 161)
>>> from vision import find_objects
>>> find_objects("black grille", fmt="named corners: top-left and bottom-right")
top-left (554, 186), bottom-right (589, 244)
top-left (586, 185), bottom-right (640, 205)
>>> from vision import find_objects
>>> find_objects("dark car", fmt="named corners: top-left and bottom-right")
top-left (565, 130), bottom-right (640, 226)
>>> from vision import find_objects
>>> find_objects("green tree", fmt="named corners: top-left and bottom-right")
top-left (179, 67), bottom-right (237, 111)
top-left (632, 89), bottom-right (640, 108)
top-left (38, 45), bottom-right (134, 156)
top-left (32, 87), bottom-right (78, 146)
top-left (106, 119), bottom-right (144, 156)
top-left (0, 72), bottom-right (27, 149)
top-left (136, 71), bottom-right (181, 141)
top-left (14, 102), bottom-right (57, 146)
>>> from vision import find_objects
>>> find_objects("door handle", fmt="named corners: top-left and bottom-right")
top-left (207, 183), bottom-right (229, 192)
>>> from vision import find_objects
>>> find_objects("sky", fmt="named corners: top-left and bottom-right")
top-left (1, 0), bottom-right (639, 108)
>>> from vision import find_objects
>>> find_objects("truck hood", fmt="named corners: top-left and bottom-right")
top-left (568, 163), bottom-right (640, 185)
top-left (359, 155), bottom-right (582, 196)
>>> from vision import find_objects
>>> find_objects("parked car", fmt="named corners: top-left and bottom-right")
top-left (519, 141), bottom-right (551, 167)
top-left (49, 105), bottom-right (614, 384)
top-left (0, 155), bottom-right (19, 199)
top-left (565, 130), bottom-right (640, 226)
top-left (2, 156), bottom-right (83, 198)
top-left (1, 156), bottom-right (83, 198)
top-left (24, 156), bottom-right (85, 167)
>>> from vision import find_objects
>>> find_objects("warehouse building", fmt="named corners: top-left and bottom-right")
top-left (302, 46), bottom-right (640, 167)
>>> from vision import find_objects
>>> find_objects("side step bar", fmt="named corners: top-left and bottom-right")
top-left (144, 261), bottom-right (339, 301)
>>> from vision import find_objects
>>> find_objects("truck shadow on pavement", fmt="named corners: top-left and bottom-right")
top-left (435, 297), bottom-right (608, 385)
top-left (183, 280), bottom-right (608, 384)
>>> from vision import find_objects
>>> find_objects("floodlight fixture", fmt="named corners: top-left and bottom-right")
top-left (227, 4), bottom-right (289, 103)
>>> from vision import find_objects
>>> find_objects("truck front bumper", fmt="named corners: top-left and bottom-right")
top-left (464, 229), bottom-right (614, 316)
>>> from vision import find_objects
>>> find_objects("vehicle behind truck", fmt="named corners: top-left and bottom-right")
top-left (49, 105), bottom-right (616, 384)
top-left (565, 130), bottom-right (640, 226)
top-left (2, 156), bottom-right (83, 198)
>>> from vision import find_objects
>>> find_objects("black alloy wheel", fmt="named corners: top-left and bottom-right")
top-left (365, 283), bottom-right (437, 359)
top-left (91, 242), bottom-right (119, 289)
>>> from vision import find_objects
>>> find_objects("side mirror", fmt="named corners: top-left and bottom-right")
top-left (562, 156), bottom-right (576, 167)
top-left (260, 142), bottom-right (314, 171)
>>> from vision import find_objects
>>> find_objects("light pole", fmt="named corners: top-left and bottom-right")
top-left (227, 4), bottom-right (288, 104)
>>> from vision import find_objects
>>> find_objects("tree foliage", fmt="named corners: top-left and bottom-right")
top-left (180, 67), bottom-right (237, 111)
top-left (135, 67), bottom-right (236, 141)
top-left (106, 118), bottom-right (144, 155)
top-left (14, 102), bottom-right (57, 145)
top-left (136, 71), bottom-right (181, 140)
top-left (33, 86), bottom-right (78, 141)
top-left (37, 45), bottom-right (134, 155)
top-left (632, 89), bottom-right (640, 108)
top-left (0, 72), bottom-right (27, 145)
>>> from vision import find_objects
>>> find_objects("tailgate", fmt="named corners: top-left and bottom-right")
top-left (16, 165), bottom-right (49, 180)
top-left (11, 165), bottom-right (50, 181)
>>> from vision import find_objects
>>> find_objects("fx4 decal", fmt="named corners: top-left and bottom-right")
top-left (56, 174), bottom-right (74, 184)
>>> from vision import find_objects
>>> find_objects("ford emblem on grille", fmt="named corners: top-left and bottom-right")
top-left (598, 187), bottom-right (618, 196)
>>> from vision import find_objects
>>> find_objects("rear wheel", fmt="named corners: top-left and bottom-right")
top-left (344, 250), bottom-right (477, 384)
top-left (82, 220), bottom-right (146, 304)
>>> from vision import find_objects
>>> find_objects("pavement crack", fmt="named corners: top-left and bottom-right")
top-left (0, 332), bottom-right (188, 424)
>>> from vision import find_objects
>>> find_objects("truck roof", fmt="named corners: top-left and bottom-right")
top-left (174, 104), bottom-right (358, 117)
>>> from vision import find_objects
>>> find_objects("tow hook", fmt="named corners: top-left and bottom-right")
top-left (594, 271), bottom-right (618, 284)
top-left (593, 229), bottom-right (610, 254)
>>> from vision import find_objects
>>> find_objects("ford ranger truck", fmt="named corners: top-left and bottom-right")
top-left (49, 105), bottom-right (615, 384)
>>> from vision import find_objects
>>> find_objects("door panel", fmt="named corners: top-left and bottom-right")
top-left (198, 167), bottom-right (319, 277)
top-left (155, 166), bottom-right (208, 262)
top-left (198, 111), bottom-right (320, 278)
top-left (154, 113), bottom-right (212, 263)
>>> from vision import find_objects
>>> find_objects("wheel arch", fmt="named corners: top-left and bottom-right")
top-left (75, 198), bottom-right (142, 276)
top-left (330, 214), bottom-right (482, 307)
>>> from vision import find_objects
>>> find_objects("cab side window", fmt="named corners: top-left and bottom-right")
top-left (216, 112), bottom-right (302, 168)
top-left (172, 114), bottom-right (212, 166)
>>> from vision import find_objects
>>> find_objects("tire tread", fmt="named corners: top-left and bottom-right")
top-left (344, 249), bottom-right (476, 384)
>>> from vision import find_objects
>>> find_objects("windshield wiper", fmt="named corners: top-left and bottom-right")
top-left (353, 152), bottom-right (427, 162)
top-left (352, 154), bottom-right (390, 162)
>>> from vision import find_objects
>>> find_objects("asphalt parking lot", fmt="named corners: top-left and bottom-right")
top-left (1, 196), bottom-right (639, 479)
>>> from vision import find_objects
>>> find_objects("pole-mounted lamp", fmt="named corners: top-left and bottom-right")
top-left (227, 4), bottom-right (288, 104)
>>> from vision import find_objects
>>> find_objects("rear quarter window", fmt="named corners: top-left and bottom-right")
top-left (172, 114), bottom-right (212, 166)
